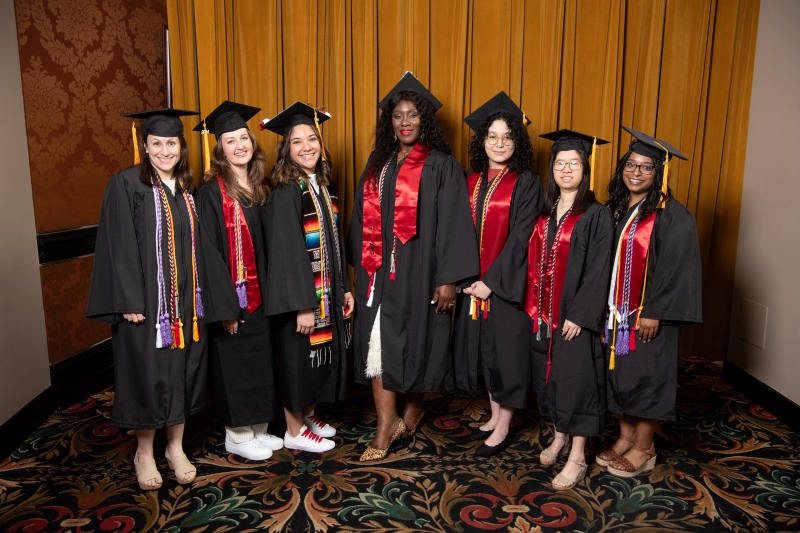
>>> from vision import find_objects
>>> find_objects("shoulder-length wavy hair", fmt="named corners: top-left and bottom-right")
top-left (365, 90), bottom-right (451, 188)
top-left (606, 151), bottom-right (669, 222)
top-left (269, 123), bottom-right (333, 187)
top-left (202, 130), bottom-right (270, 205)
top-left (138, 134), bottom-right (194, 192)
top-left (467, 112), bottom-right (534, 174)
top-left (541, 149), bottom-right (595, 217)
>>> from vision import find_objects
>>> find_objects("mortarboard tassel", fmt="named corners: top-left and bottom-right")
top-left (313, 106), bottom-right (327, 162)
top-left (131, 122), bottom-right (140, 165)
top-left (589, 136), bottom-right (597, 192)
top-left (653, 140), bottom-right (670, 209)
top-left (202, 120), bottom-right (211, 173)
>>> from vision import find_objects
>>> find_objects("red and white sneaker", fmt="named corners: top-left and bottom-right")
top-left (303, 414), bottom-right (337, 438)
top-left (284, 428), bottom-right (335, 453)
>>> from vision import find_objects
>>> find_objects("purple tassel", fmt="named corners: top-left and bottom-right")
top-left (159, 314), bottom-right (173, 347)
top-left (603, 312), bottom-right (611, 346)
top-left (195, 287), bottom-right (204, 317)
top-left (236, 280), bottom-right (248, 309)
top-left (616, 320), bottom-right (630, 356)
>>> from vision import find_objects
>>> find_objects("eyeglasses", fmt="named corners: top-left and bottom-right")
top-left (623, 161), bottom-right (656, 175)
top-left (486, 133), bottom-right (514, 146)
top-left (553, 160), bottom-right (583, 171)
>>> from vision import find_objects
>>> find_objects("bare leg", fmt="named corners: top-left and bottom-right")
top-left (479, 392), bottom-right (500, 432)
top-left (401, 391), bottom-right (424, 431)
top-left (135, 429), bottom-right (160, 489)
top-left (284, 407), bottom-right (306, 437)
top-left (553, 435), bottom-right (587, 488)
top-left (542, 429), bottom-right (569, 457)
top-left (620, 417), bottom-right (657, 468)
top-left (370, 377), bottom-right (401, 449)
top-left (610, 413), bottom-right (638, 455)
top-left (165, 423), bottom-right (196, 483)
top-left (484, 404), bottom-right (513, 446)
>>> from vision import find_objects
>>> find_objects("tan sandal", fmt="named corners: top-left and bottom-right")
top-left (539, 435), bottom-right (570, 466)
top-left (165, 452), bottom-right (196, 484)
top-left (134, 453), bottom-right (162, 491)
top-left (551, 458), bottom-right (588, 491)
top-left (596, 435), bottom-right (634, 467)
top-left (360, 419), bottom-right (406, 462)
top-left (607, 443), bottom-right (656, 478)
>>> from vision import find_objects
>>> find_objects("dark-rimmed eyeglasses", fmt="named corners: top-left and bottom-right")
top-left (624, 161), bottom-right (655, 175)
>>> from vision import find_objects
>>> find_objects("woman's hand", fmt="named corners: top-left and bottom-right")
top-left (432, 284), bottom-right (456, 313)
top-left (296, 309), bottom-right (315, 335)
top-left (470, 281), bottom-right (492, 300)
top-left (123, 313), bottom-right (145, 324)
top-left (637, 318), bottom-right (660, 343)
top-left (343, 292), bottom-right (355, 318)
top-left (562, 319), bottom-right (582, 341)
top-left (223, 319), bottom-right (244, 334)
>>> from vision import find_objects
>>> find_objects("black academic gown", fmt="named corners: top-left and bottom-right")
top-left (264, 179), bottom-right (350, 413)
top-left (530, 202), bottom-right (613, 436)
top-left (606, 199), bottom-right (702, 421)
top-left (86, 165), bottom-right (208, 429)
top-left (347, 149), bottom-right (480, 393)
top-left (197, 179), bottom-right (276, 428)
top-left (452, 169), bottom-right (541, 409)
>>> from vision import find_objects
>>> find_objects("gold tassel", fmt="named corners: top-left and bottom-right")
top-left (313, 106), bottom-right (327, 162)
top-left (192, 316), bottom-right (200, 342)
top-left (609, 345), bottom-right (616, 370)
top-left (131, 122), bottom-right (140, 165)
top-left (202, 120), bottom-right (211, 173)
top-left (653, 140), bottom-right (670, 208)
top-left (589, 136), bottom-right (597, 192)
top-left (177, 318), bottom-right (185, 349)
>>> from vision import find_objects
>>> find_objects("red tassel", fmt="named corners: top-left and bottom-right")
top-left (629, 330), bottom-right (637, 352)
top-left (390, 272), bottom-right (395, 280)
top-left (172, 321), bottom-right (181, 347)
top-left (545, 359), bottom-right (552, 384)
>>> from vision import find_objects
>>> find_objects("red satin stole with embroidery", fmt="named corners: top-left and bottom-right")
top-left (467, 169), bottom-right (518, 277)
top-left (361, 143), bottom-right (431, 276)
top-left (218, 178), bottom-right (261, 313)
top-left (524, 212), bottom-right (582, 333)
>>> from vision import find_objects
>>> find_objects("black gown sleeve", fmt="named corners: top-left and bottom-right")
top-left (264, 182), bottom-right (319, 316)
top-left (86, 170), bottom-right (145, 324)
top-left (482, 170), bottom-right (542, 304)
top-left (641, 201), bottom-right (703, 323)
top-left (434, 154), bottom-right (480, 286)
top-left (197, 181), bottom-right (241, 323)
top-left (564, 204), bottom-right (614, 332)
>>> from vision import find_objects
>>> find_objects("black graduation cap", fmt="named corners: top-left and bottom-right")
top-left (539, 129), bottom-right (609, 155)
top-left (121, 108), bottom-right (199, 137)
top-left (622, 126), bottom-right (688, 161)
top-left (193, 100), bottom-right (260, 140)
top-left (464, 91), bottom-right (527, 131)
top-left (378, 71), bottom-right (442, 112)
top-left (259, 101), bottom-right (330, 137)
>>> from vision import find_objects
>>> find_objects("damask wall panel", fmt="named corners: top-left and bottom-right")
top-left (40, 257), bottom-right (110, 364)
top-left (15, 0), bottom-right (168, 233)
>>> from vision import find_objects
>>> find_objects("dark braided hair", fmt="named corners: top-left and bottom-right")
top-left (365, 91), bottom-right (450, 188)
top-left (606, 151), bottom-right (670, 222)
top-left (467, 112), bottom-right (534, 174)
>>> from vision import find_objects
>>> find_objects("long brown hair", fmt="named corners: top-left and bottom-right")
top-left (269, 123), bottom-right (333, 186)
top-left (138, 135), bottom-right (194, 191)
top-left (202, 129), bottom-right (270, 205)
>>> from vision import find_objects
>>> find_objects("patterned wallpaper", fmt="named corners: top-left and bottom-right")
top-left (14, 0), bottom-right (167, 363)
top-left (15, 0), bottom-right (167, 233)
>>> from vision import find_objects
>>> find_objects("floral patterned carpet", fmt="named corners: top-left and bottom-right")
top-left (1, 356), bottom-right (798, 532)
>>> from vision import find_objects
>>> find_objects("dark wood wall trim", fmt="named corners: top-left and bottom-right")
top-left (37, 225), bottom-right (97, 265)
top-left (722, 361), bottom-right (800, 433)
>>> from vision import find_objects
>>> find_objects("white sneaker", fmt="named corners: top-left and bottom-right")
top-left (283, 428), bottom-right (335, 453)
top-left (303, 414), bottom-right (337, 438)
top-left (255, 432), bottom-right (284, 450)
top-left (225, 436), bottom-right (273, 461)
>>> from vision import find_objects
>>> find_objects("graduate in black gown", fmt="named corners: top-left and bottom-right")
top-left (261, 102), bottom-right (353, 454)
top-left (87, 108), bottom-right (205, 490)
top-left (600, 127), bottom-right (702, 478)
top-left (525, 130), bottom-right (613, 490)
top-left (346, 72), bottom-right (479, 461)
top-left (452, 92), bottom-right (541, 457)
top-left (195, 101), bottom-right (283, 461)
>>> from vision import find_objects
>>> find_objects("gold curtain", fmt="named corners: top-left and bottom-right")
top-left (167, 0), bottom-right (759, 358)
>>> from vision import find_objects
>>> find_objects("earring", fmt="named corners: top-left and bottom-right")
top-left (420, 132), bottom-right (425, 141)
top-left (394, 133), bottom-right (397, 143)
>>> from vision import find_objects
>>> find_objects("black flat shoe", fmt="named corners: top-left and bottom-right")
top-left (469, 428), bottom-right (493, 442)
top-left (475, 434), bottom-right (513, 457)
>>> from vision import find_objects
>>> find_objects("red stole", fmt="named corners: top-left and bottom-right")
top-left (467, 168), bottom-right (518, 277)
top-left (361, 143), bottom-right (431, 277)
top-left (525, 210), bottom-right (582, 382)
top-left (218, 178), bottom-right (261, 313)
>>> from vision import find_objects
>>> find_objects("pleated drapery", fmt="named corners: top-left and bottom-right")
top-left (167, 0), bottom-right (759, 357)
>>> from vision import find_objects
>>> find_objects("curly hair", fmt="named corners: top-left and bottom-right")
top-left (467, 112), bottom-right (534, 174)
top-left (605, 151), bottom-right (670, 222)
top-left (365, 91), bottom-right (451, 188)
top-left (138, 135), bottom-right (194, 192)
top-left (202, 129), bottom-right (271, 206)
top-left (269, 123), bottom-right (333, 187)
top-left (541, 150), bottom-right (595, 217)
